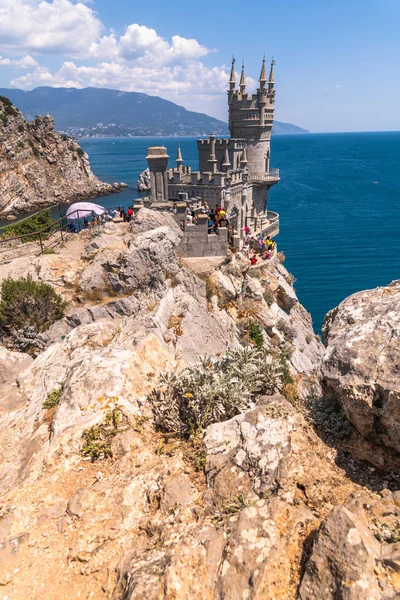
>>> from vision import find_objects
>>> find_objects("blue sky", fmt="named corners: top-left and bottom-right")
top-left (0, 0), bottom-right (399, 132)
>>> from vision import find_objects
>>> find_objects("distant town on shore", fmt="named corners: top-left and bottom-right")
top-left (0, 86), bottom-right (309, 138)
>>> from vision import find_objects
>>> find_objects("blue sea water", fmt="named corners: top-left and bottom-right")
top-left (79, 133), bottom-right (400, 332)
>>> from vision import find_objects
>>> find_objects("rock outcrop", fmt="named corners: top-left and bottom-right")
top-left (0, 96), bottom-right (121, 218)
top-left (137, 168), bottom-right (151, 192)
top-left (2, 209), bottom-right (400, 599)
top-left (322, 280), bottom-right (400, 452)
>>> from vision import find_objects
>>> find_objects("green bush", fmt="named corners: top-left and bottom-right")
top-left (148, 347), bottom-right (283, 438)
top-left (28, 140), bottom-right (39, 157)
top-left (76, 147), bottom-right (85, 158)
top-left (0, 275), bottom-right (67, 349)
top-left (0, 95), bottom-right (12, 106)
top-left (81, 408), bottom-right (122, 461)
top-left (18, 124), bottom-right (25, 133)
top-left (43, 387), bottom-right (63, 409)
top-left (1, 209), bottom-right (56, 243)
top-left (240, 320), bottom-right (264, 349)
top-left (0, 114), bottom-right (7, 126)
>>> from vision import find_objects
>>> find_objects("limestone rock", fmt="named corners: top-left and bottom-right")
top-left (137, 168), bottom-right (151, 191)
top-left (322, 280), bottom-right (400, 452)
top-left (0, 99), bottom-right (120, 218)
top-left (204, 394), bottom-right (298, 504)
top-left (299, 506), bottom-right (381, 600)
top-left (129, 207), bottom-right (181, 236)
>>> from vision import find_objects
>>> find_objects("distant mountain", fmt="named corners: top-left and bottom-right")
top-left (0, 87), bottom-right (309, 137)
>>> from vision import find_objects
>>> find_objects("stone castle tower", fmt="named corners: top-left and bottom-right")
top-left (228, 57), bottom-right (275, 177)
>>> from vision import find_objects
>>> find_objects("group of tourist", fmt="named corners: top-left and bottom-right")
top-left (67, 206), bottom-right (130, 233)
top-left (242, 226), bottom-right (275, 265)
top-left (174, 201), bottom-right (232, 238)
top-left (111, 205), bottom-right (135, 222)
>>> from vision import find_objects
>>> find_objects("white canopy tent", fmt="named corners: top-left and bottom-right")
top-left (65, 202), bottom-right (105, 220)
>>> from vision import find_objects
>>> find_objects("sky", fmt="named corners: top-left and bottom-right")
top-left (0, 0), bottom-right (399, 132)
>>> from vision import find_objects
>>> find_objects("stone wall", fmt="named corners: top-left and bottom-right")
top-left (178, 214), bottom-right (229, 257)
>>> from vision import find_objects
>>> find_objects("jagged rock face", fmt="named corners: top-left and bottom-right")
top-left (1, 209), bottom-right (370, 600)
top-left (137, 167), bottom-right (151, 192)
top-left (322, 281), bottom-right (400, 452)
top-left (0, 97), bottom-right (116, 218)
top-left (300, 505), bottom-right (381, 599)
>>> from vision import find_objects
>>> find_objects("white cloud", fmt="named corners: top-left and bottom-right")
top-left (0, 0), bottom-right (261, 117)
top-left (0, 0), bottom-right (103, 58)
top-left (0, 53), bottom-right (38, 69)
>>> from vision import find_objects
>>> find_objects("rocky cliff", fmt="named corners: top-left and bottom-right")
top-left (0, 95), bottom-right (119, 219)
top-left (0, 211), bottom-right (400, 599)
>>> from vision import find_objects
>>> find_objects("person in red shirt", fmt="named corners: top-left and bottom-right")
top-left (127, 207), bottom-right (134, 222)
top-left (250, 255), bottom-right (257, 266)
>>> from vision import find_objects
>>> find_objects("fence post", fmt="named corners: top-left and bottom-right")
top-left (38, 231), bottom-right (44, 254)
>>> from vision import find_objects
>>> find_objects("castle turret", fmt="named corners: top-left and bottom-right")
top-left (239, 62), bottom-right (246, 94)
top-left (259, 57), bottom-right (267, 90)
top-left (228, 56), bottom-right (276, 180)
top-left (222, 144), bottom-right (231, 171)
top-left (146, 146), bottom-right (169, 202)
top-left (207, 134), bottom-right (218, 173)
top-left (229, 57), bottom-right (236, 91)
top-left (176, 143), bottom-right (183, 169)
top-left (268, 58), bottom-right (275, 93)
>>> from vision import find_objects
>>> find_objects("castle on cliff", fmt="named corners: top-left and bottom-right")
top-left (144, 58), bottom-right (280, 255)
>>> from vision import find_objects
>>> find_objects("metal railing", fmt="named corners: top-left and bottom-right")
top-left (0, 207), bottom-right (108, 263)
top-left (247, 169), bottom-right (280, 183)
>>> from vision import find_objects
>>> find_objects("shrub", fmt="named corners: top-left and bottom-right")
top-left (81, 408), bottom-right (122, 461)
top-left (0, 95), bottom-right (12, 106)
top-left (5, 105), bottom-right (17, 117)
top-left (148, 347), bottom-right (283, 438)
top-left (0, 114), bottom-right (8, 126)
top-left (280, 353), bottom-right (294, 385)
top-left (307, 396), bottom-right (353, 440)
top-left (277, 251), bottom-right (286, 263)
top-left (0, 276), bottom-right (67, 350)
top-left (18, 124), bottom-right (24, 133)
top-left (76, 147), bottom-right (85, 158)
top-left (277, 318), bottom-right (296, 342)
top-left (28, 140), bottom-right (39, 157)
top-left (240, 320), bottom-right (264, 349)
top-left (17, 141), bottom-right (24, 149)
top-left (43, 387), bottom-right (63, 409)
top-left (1, 209), bottom-right (56, 243)
top-left (263, 286), bottom-right (275, 306)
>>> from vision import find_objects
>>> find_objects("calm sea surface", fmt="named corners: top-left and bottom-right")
top-left (77, 133), bottom-right (399, 331)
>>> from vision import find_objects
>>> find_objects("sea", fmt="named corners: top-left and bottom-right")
top-left (5, 132), bottom-right (400, 332)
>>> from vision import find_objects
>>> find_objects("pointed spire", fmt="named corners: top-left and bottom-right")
top-left (229, 57), bottom-right (236, 90)
top-left (176, 143), bottom-right (183, 168)
top-left (222, 146), bottom-right (231, 170)
top-left (268, 57), bottom-right (275, 88)
top-left (259, 56), bottom-right (267, 88)
top-left (239, 61), bottom-right (246, 93)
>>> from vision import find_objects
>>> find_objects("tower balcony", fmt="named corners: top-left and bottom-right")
top-left (245, 211), bottom-right (280, 238)
top-left (247, 168), bottom-right (280, 183)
